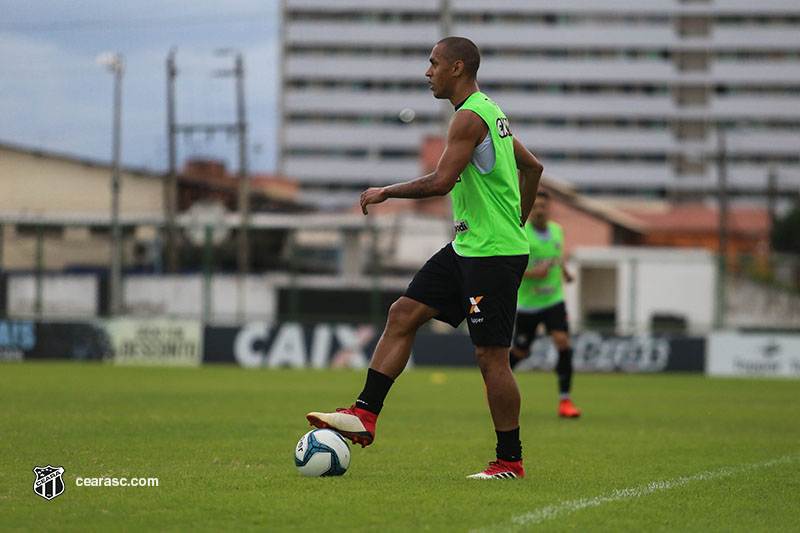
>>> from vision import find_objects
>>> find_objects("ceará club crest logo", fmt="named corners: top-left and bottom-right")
top-left (33, 465), bottom-right (65, 500)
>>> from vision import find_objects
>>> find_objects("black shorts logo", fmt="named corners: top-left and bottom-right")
top-left (469, 296), bottom-right (483, 314)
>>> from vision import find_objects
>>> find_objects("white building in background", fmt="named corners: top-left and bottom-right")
top-left (565, 247), bottom-right (717, 334)
top-left (279, 0), bottom-right (800, 199)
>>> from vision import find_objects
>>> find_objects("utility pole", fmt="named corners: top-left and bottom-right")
top-left (165, 48), bottom-right (179, 273)
top-left (165, 50), bottom-right (250, 276)
top-left (234, 53), bottom-right (250, 279)
top-left (715, 125), bottom-right (728, 329)
top-left (98, 52), bottom-right (125, 316)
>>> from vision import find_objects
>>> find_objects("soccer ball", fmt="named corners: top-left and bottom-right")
top-left (294, 429), bottom-right (351, 477)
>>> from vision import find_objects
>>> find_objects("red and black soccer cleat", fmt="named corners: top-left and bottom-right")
top-left (467, 459), bottom-right (525, 479)
top-left (558, 398), bottom-right (581, 418)
top-left (306, 405), bottom-right (377, 448)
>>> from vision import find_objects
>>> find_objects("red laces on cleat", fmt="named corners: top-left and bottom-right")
top-left (483, 461), bottom-right (508, 475)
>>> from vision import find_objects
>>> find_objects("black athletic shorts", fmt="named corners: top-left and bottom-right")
top-left (403, 243), bottom-right (527, 347)
top-left (512, 301), bottom-right (569, 351)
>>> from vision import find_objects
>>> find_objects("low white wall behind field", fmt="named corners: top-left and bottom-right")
top-left (5, 274), bottom-right (278, 323)
top-left (5, 265), bottom-right (797, 331)
top-left (726, 277), bottom-right (800, 330)
top-left (634, 260), bottom-right (716, 333)
top-left (8, 275), bottom-right (97, 318)
top-left (572, 247), bottom-right (717, 334)
top-left (123, 275), bottom-right (278, 323)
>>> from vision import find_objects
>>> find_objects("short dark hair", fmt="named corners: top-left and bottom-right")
top-left (436, 36), bottom-right (480, 78)
top-left (536, 190), bottom-right (551, 199)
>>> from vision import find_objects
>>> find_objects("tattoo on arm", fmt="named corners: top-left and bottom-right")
top-left (384, 172), bottom-right (444, 199)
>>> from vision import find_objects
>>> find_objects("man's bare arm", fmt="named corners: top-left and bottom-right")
top-left (523, 261), bottom-right (552, 279)
top-left (513, 137), bottom-right (544, 224)
top-left (360, 110), bottom-right (486, 214)
top-left (562, 260), bottom-right (574, 283)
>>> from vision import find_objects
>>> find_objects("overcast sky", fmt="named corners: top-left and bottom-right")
top-left (0, 0), bottom-right (280, 173)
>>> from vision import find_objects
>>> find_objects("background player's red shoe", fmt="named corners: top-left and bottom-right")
top-left (558, 398), bottom-right (581, 418)
top-left (306, 405), bottom-right (376, 447)
top-left (467, 459), bottom-right (525, 479)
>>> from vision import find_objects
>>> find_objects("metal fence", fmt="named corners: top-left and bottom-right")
top-left (2, 218), bottom-right (799, 333)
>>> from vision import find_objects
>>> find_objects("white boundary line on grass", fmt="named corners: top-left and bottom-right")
top-left (474, 453), bottom-right (798, 532)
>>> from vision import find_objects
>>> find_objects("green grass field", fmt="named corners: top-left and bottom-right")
top-left (2, 362), bottom-right (799, 532)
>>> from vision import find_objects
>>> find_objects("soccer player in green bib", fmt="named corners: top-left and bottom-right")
top-left (509, 190), bottom-right (581, 418)
top-left (307, 37), bottom-right (544, 479)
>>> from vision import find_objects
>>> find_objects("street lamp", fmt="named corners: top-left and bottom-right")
top-left (97, 52), bottom-right (124, 316)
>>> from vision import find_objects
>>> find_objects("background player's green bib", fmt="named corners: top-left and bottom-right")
top-left (518, 221), bottom-right (564, 310)
top-left (451, 92), bottom-right (528, 257)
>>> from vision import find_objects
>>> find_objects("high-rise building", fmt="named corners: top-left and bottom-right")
top-left (280, 0), bottom-right (800, 200)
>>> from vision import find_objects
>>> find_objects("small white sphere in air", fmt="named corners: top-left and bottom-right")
top-left (399, 108), bottom-right (416, 123)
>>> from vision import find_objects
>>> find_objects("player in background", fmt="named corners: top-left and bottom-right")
top-left (509, 190), bottom-right (581, 418)
top-left (306, 36), bottom-right (544, 479)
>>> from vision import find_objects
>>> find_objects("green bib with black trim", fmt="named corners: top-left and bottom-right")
top-left (451, 92), bottom-right (528, 257)
top-left (518, 221), bottom-right (565, 310)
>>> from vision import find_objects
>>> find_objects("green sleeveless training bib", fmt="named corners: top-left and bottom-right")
top-left (451, 92), bottom-right (528, 257)
top-left (517, 221), bottom-right (565, 310)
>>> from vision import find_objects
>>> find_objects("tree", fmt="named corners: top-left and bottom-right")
top-left (772, 200), bottom-right (800, 254)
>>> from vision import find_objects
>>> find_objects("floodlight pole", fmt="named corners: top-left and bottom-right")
top-left (100, 53), bottom-right (125, 317)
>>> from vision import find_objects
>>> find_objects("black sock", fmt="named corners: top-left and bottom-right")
top-left (355, 368), bottom-right (394, 415)
top-left (495, 427), bottom-right (522, 462)
top-left (556, 348), bottom-right (573, 395)
top-left (509, 349), bottom-right (521, 369)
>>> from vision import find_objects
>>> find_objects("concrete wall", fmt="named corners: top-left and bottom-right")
top-left (8, 275), bottom-right (97, 318)
top-left (6, 274), bottom-right (278, 323)
top-left (1, 224), bottom-right (138, 271)
top-left (571, 247), bottom-right (716, 333)
top-left (124, 275), bottom-right (278, 323)
top-left (630, 257), bottom-right (716, 332)
top-left (0, 146), bottom-right (163, 214)
top-left (12, 251), bottom-right (800, 332)
top-left (726, 277), bottom-right (800, 329)
top-left (0, 146), bottom-right (164, 271)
